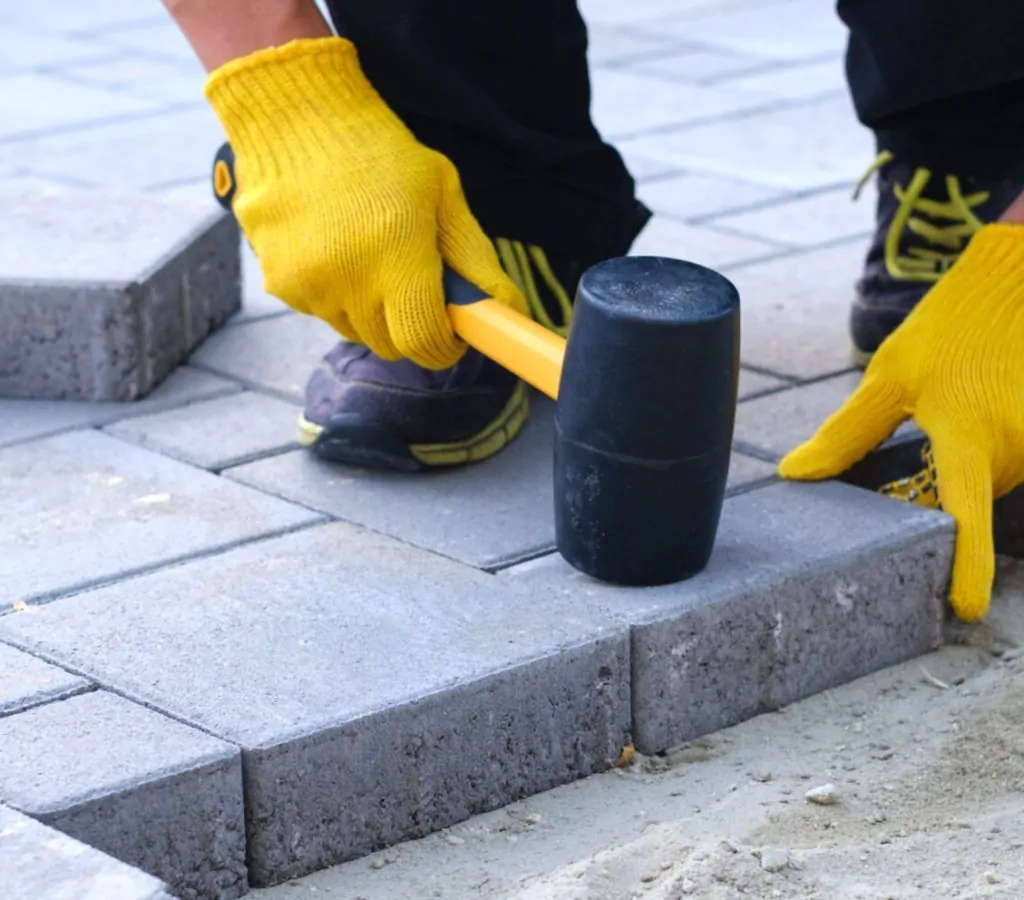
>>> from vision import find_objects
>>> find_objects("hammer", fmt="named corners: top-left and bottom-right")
top-left (212, 143), bottom-right (741, 586)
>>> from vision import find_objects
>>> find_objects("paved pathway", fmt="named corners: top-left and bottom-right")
top-left (0, 2), bottom-right (960, 899)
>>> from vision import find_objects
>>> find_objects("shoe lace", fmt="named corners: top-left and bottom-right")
top-left (853, 149), bottom-right (990, 282)
top-left (494, 237), bottom-right (574, 336)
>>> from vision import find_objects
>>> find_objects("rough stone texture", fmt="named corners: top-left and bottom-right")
top-left (0, 524), bottom-right (631, 886)
top-left (0, 691), bottom-right (246, 899)
top-left (504, 480), bottom-right (953, 754)
top-left (105, 390), bottom-right (301, 471)
top-left (0, 804), bottom-right (174, 900)
top-left (227, 394), bottom-right (776, 570)
top-left (189, 312), bottom-right (337, 402)
top-left (0, 185), bottom-right (241, 401)
top-left (0, 643), bottom-right (90, 717)
top-left (0, 367), bottom-right (240, 450)
top-left (0, 429), bottom-right (322, 605)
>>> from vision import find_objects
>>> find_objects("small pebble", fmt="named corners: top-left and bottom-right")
top-left (805, 784), bottom-right (841, 806)
top-left (522, 813), bottom-right (542, 826)
top-left (754, 772), bottom-right (773, 783)
top-left (758, 848), bottom-right (790, 873)
top-left (370, 859), bottom-right (386, 870)
top-left (986, 873), bottom-right (1000, 885)
top-left (444, 834), bottom-right (465, 846)
top-left (660, 861), bottom-right (674, 871)
top-left (641, 873), bottom-right (656, 884)
top-left (679, 878), bottom-right (697, 894)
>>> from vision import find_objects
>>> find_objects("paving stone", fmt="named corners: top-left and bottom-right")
top-left (189, 312), bottom-right (338, 402)
top-left (0, 73), bottom-right (158, 140)
top-left (0, 524), bottom-right (631, 885)
top-left (0, 105), bottom-right (228, 191)
top-left (636, 0), bottom-right (848, 61)
top-left (578, 0), bottom-right (757, 26)
top-left (619, 150), bottom-right (683, 182)
top-left (503, 479), bottom-right (953, 753)
top-left (738, 367), bottom-right (788, 399)
top-left (585, 26), bottom-right (680, 66)
top-left (718, 57), bottom-right (849, 100)
top-left (637, 171), bottom-right (791, 222)
top-left (0, 23), bottom-right (115, 72)
top-left (0, 0), bottom-right (164, 32)
top-left (105, 390), bottom-right (301, 471)
top-left (629, 47), bottom-right (775, 84)
top-left (0, 429), bottom-right (322, 605)
top-left (0, 691), bottom-right (246, 899)
top-left (228, 394), bottom-right (786, 569)
top-left (0, 804), bottom-right (174, 900)
top-left (619, 93), bottom-right (873, 191)
top-left (53, 54), bottom-right (207, 106)
top-left (0, 643), bottom-right (90, 718)
top-left (0, 367), bottom-right (240, 449)
top-left (726, 452), bottom-right (776, 491)
top-left (0, 185), bottom-right (241, 401)
top-left (721, 238), bottom-right (870, 379)
top-left (708, 186), bottom-right (874, 247)
top-left (629, 216), bottom-right (778, 269)
top-left (237, 241), bottom-right (291, 321)
top-left (85, 19), bottom-right (200, 64)
top-left (590, 67), bottom-right (768, 139)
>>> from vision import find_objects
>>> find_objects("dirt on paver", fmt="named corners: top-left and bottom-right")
top-left (259, 559), bottom-right (1024, 900)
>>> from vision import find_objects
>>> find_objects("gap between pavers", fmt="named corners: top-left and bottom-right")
top-left (0, 525), bottom-right (631, 888)
top-left (0, 691), bottom-right (247, 900)
top-left (0, 642), bottom-right (91, 718)
top-left (0, 804), bottom-right (175, 900)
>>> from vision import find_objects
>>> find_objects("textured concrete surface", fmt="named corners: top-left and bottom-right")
top-left (504, 481), bottom-right (953, 754)
top-left (0, 643), bottom-right (90, 718)
top-left (0, 186), bottom-right (240, 401)
top-left (0, 429), bottom-right (322, 605)
top-left (0, 524), bottom-right (631, 886)
top-left (228, 396), bottom-right (780, 570)
top-left (0, 367), bottom-right (239, 449)
top-left (105, 390), bottom-right (301, 471)
top-left (0, 691), bottom-right (246, 899)
top-left (0, 804), bottom-right (175, 900)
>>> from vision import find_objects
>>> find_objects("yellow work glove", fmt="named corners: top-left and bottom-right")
top-left (203, 37), bottom-right (526, 370)
top-left (779, 223), bottom-right (1024, 622)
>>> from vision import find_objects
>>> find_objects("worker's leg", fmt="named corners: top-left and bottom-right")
top-left (289, 0), bottom-right (650, 471)
top-left (838, 0), bottom-right (1024, 362)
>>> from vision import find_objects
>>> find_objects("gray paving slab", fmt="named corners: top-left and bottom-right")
top-left (189, 312), bottom-right (337, 403)
top-left (0, 643), bottom-right (90, 718)
top-left (83, 19), bottom-right (202, 64)
top-left (105, 390), bottom-right (300, 471)
top-left (104, 389), bottom-right (299, 470)
top-left (0, 185), bottom-right (241, 401)
top-left (637, 171), bottom-right (791, 222)
top-left (0, 691), bottom-right (246, 899)
top-left (226, 395), bottom-right (775, 570)
top-left (635, 0), bottom-right (847, 61)
top-left (738, 368), bottom-right (789, 399)
top-left (503, 480), bottom-right (953, 754)
top-left (619, 93), bottom-right (873, 191)
top-left (578, 0), bottom-right (751, 26)
top-left (0, 23), bottom-right (115, 72)
top-left (707, 185), bottom-right (874, 247)
top-left (0, 429), bottom-right (322, 606)
top-left (722, 238), bottom-right (870, 379)
top-left (584, 26), bottom-right (680, 66)
top-left (0, 804), bottom-right (174, 900)
top-left (629, 47), bottom-right (775, 84)
top-left (0, 524), bottom-right (631, 886)
top-left (718, 57), bottom-right (849, 101)
top-left (53, 54), bottom-right (207, 106)
top-left (589, 67), bottom-right (768, 139)
top-left (0, 0), bottom-right (164, 32)
top-left (0, 105), bottom-right (227, 192)
top-left (629, 216), bottom-right (779, 269)
top-left (0, 367), bottom-right (240, 449)
top-left (0, 73), bottom-right (158, 140)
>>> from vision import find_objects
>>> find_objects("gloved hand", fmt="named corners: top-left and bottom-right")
top-left (204, 37), bottom-right (526, 370)
top-left (778, 223), bottom-right (1024, 621)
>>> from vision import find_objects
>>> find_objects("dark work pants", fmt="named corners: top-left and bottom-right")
top-left (324, 0), bottom-right (1024, 259)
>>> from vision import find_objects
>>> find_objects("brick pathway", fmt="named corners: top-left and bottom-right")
top-left (0, 2), bottom-right (958, 899)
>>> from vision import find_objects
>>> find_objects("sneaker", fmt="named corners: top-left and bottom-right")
top-left (298, 242), bottom-right (594, 472)
top-left (849, 150), bottom-right (1023, 366)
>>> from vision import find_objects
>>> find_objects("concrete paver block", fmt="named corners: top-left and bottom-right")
top-left (0, 367), bottom-right (240, 450)
top-left (0, 643), bottom-right (90, 718)
top-left (0, 524), bottom-right (631, 886)
top-left (637, 170), bottom-right (790, 223)
top-left (0, 429), bottom-right (322, 605)
top-left (0, 804), bottom-right (174, 900)
top-left (0, 692), bottom-right (246, 899)
top-left (105, 390), bottom-right (300, 471)
top-left (189, 312), bottom-right (336, 402)
top-left (0, 186), bottom-right (240, 401)
top-left (504, 480), bottom-right (952, 754)
top-left (227, 395), bottom-right (774, 570)
top-left (629, 215), bottom-right (777, 269)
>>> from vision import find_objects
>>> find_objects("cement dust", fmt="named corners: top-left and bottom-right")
top-left (256, 558), bottom-right (1024, 900)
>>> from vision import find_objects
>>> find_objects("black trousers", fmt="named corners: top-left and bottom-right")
top-left (324, 0), bottom-right (1024, 260)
